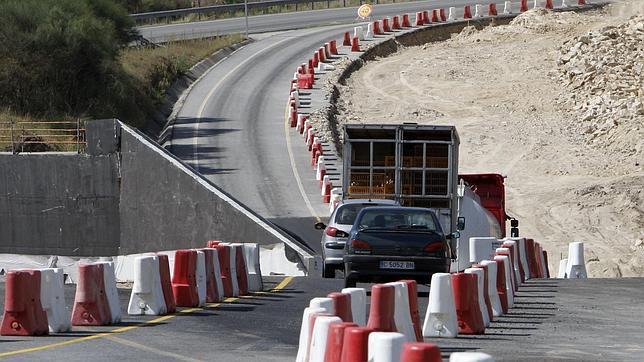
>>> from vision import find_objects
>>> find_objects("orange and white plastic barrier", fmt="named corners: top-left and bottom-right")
top-left (1, 270), bottom-right (49, 335)
top-left (464, 268), bottom-right (490, 327)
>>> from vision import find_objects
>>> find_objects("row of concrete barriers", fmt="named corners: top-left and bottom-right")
top-left (0, 242), bottom-right (262, 336)
top-left (295, 236), bottom-right (563, 361)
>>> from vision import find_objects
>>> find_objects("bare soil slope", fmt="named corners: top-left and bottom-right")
top-left (336, 3), bottom-right (644, 277)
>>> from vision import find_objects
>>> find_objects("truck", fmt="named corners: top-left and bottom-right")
top-left (341, 124), bottom-right (515, 272)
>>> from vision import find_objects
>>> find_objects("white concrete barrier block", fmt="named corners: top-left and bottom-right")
top-left (40, 268), bottom-right (71, 333)
top-left (353, 26), bottom-right (364, 41)
top-left (341, 287), bottom-right (366, 326)
top-left (557, 258), bottom-right (568, 279)
top-left (513, 237), bottom-right (531, 281)
top-left (205, 248), bottom-right (224, 301)
top-left (128, 256), bottom-right (167, 315)
top-left (96, 261), bottom-right (121, 323)
top-left (450, 352), bottom-right (496, 362)
top-left (422, 273), bottom-right (458, 338)
top-left (316, 156), bottom-right (326, 181)
top-left (309, 297), bottom-right (335, 315)
top-left (566, 242), bottom-right (587, 278)
top-left (368, 332), bottom-right (405, 362)
top-left (448, 7), bottom-right (456, 21)
top-left (386, 282), bottom-right (416, 342)
top-left (309, 315), bottom-right (342, 362)
top-left (502, 240), bottom-right (522, 286)
top-left (243, 243), bottom-right (263, 292)
top-left (317, 62), bottom-right (335, 72)
top-left (495, 247), bottom-right (515, 292)
top-left (503, 0), bottom-right (512, 14)
top-left (296, 307), bottom-right (326, 362)
top-left (365, 22), bottom-right (374, 40)
top-left (474, 4), bottom-right (483, 18)
top-left (469, 237), bottom-right (499, 264)
top-left (493, 255), bottom-right (514, 308)
top-left (534, 0), bottom-right (539, 9)
top-left (221, 243), bottom-right (240, 297)
top-left (480, 260), bottom-right (503, 317)
top-left (464, 268), bottom-right (490, 327)
top-left (195, 250), bottom-right (207, 306)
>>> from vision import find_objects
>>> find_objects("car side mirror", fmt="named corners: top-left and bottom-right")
top-left (314, 222), bottom-right (326, 230)
top-left (445, 231), bottom-right (460, 240)
top-left (457, 217), bottom-right (465, 231)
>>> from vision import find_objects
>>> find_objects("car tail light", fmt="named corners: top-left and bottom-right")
top-left (325, 227), bottom-right (348, 238)
top-left (351, 239), bottom-right (371, 250)
top-left (423, 242), bottom-right (446, 253)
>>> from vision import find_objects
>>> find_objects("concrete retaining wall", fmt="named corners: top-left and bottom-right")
top-left (0, 119), bottom-right (318, 275)
top-left (0, 153), bottom-right (120, 256)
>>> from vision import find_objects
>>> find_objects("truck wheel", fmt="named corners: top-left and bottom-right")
top-left (323, 264), bottom-right (335, 279)
top-left (344, 276), bottom-right (356, 288)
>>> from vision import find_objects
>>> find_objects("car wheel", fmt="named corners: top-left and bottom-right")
top-left (323, 264), bottom-right (335, 279)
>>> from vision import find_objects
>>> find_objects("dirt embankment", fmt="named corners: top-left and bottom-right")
top-left (334, 3), bottom-right (644, 277)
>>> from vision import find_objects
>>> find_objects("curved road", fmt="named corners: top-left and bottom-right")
top-left (159, 0), bottom-right (518, 251)
top-left (139, 0), bottom-right (487, 42)
top-left (166, 25), bottom-right (356, 252)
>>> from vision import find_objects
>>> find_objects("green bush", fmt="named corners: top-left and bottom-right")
top-left (0, 0), bottom-right (152, 127)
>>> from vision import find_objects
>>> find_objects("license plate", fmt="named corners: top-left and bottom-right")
top-left (379, 261), bottom-right (415, 270)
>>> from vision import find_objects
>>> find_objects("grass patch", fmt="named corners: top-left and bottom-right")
top-left (121, 33), bottom-right (245, 105)
top-left (1, 34), bottom-right (245, 152)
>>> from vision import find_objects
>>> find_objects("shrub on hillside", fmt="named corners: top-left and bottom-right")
top-left (0, 0), bottom-right (152, 126)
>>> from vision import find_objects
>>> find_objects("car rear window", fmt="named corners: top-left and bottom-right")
top-left (358, 209), bottom-right (438, 231)
top-left (334, 203), bottom-right (391, 225)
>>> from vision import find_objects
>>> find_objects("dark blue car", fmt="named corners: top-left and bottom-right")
top-left (343, 206), bottom-right (453, 287)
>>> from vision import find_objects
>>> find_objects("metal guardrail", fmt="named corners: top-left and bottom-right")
top-left (131, 0), bottom-right (365, 21)
top-left (0, 120), bottom-right (86, 154)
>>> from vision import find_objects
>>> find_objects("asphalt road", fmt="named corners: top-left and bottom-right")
top-left (139, 0), bottom-right (498, 42)
top-left (163, 3), bottom-right (496, 253)
top-left (1, 277), bottom-right (642, 361)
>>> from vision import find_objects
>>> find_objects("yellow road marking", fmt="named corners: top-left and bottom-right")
top-left (0, 276), bottom-right (294, 358)
top-left (273, 276), bottom-right (294, 290)
top-left (284, 100), bottom-right (322, 223)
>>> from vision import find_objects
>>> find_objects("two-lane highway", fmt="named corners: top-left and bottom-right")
top-left (139, 0), bottom-right (486, 42)
top-left (160, 0), bottom-right (496, 250)
top-left (166, 25), bottom-right (360, 252)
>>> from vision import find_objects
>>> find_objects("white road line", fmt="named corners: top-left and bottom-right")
top-left (284, 101), bottom-right (322, 222)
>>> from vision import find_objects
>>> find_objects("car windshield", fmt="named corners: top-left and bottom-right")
top-left (334, 203), bottom-right (391, 225)
top-left (357, 209), bottom-right (438, 231)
